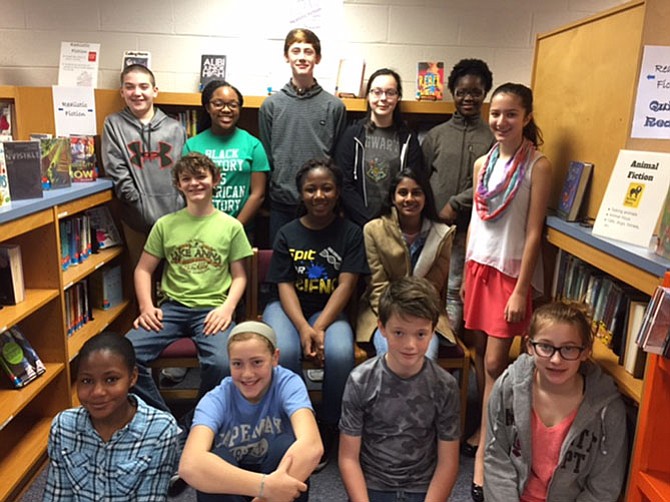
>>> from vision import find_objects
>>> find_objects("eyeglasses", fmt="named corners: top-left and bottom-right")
top-left (529, 341), bottom-right (586, 361)
top-left (209, 100), bottom-right (240, 111)
top-left (369, 88), bottom-right (399, 99)
top-left (454, 89), bottom-right (485, 99)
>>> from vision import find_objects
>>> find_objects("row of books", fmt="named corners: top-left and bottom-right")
top-left (0, 136), bottom-right (98, 206)
top-left (59, 206), bottom-right (122, 271)
top-left (170, 110), bottom-right (199, 138)
top-left (636, 286), bottom-right (670, 357)
top-left (552, 250), bottom-right (649, 377)
top-left (65, 264), bottom-right (123, 336)
top-left (0, 326), bottom-right (46, 388)
top-left (65, 279), bottom-right (92, 336)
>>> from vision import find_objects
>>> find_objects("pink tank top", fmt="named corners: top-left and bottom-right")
top-left (520, 407), bottom-right (579, 502)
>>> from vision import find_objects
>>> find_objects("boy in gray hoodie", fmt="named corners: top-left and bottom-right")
top-left (258, 28), bottom-right (346, 243)
top-left (102, 64), bottom-right (187, 267)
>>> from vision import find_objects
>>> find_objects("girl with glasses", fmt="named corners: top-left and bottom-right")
top-left (184, 80), bottom-right (270, 238)
top-left (334, 68), bottom-right (425, 227)
top-left (483, 301), bottom-right (627, 502)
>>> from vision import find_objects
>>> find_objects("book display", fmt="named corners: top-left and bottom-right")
top-left (39, 137), bottom-right (72, 190)
top-left (3, 140), bottom-right (42, 201)
top-left (556, 161), bottom-right (593, 221)
top-left (416, 61), bottom-right (444, 100)
top-left (199, 54), bottom-right (226, 92)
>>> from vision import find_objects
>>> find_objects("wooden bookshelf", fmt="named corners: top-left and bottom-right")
top-left (0, 182), bottom-right (131, 501)
top-left (533, 1), bottom-right (670, 498)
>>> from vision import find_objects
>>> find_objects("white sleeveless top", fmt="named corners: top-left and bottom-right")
top-left (466, 150), bottom-right (544, 295)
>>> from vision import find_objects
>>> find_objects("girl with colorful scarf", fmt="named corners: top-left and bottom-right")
top-left (462, 83), bottom-right (552, 502)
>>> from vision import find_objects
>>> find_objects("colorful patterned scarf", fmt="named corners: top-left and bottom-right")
top-left (474, 139), bottom-right (535, 221)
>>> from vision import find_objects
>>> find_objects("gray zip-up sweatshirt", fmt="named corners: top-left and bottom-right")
top-left (258, 81), bottom-right (347, 206)
top-left (422, 112), bottom-right (494, 230)
top-left (485, 353), bottom-right (628, 502)
top-left (102, 108), bottom-right (186, 233)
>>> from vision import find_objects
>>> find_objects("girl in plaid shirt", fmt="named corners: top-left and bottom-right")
top-left (44, 332), bottom-right (179, 501)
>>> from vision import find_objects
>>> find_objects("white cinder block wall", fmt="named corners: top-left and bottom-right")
top-left (0, 0), bottom-right (627, 98)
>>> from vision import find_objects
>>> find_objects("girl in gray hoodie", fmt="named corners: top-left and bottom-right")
top-left (484, 302), bottom-right (627, 502)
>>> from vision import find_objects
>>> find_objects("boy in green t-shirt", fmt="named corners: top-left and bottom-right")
top-left (126, 152), bottom-right (253, 413)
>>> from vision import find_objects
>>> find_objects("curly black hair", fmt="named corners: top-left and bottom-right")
top-left (447, 59), bottom-right (493, 95)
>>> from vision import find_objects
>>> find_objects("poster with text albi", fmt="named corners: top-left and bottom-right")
top-left (593, 149), bottom-right (670, 246)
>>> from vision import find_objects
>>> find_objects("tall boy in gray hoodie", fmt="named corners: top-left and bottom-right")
top-left (102, 64), bottom-right (187, 267)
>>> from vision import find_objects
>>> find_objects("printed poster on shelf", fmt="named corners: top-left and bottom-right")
top-left (593, 149), bottom-right (670, 246)
top-left (631, 45), bottom-right (670, 139)
top-left (58, 41), bottom-right (100, 88)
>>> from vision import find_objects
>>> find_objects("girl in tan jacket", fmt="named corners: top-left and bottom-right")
top-left (358, 168), bottom-right (456, 358)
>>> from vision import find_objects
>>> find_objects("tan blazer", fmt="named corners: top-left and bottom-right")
top-left (357, 208), bottom-right (456, 343)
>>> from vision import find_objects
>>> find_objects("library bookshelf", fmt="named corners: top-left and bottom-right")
top-left (533, 0), bottom-right (670, 498)
top-left (0, 181), bottom-right (130, 501)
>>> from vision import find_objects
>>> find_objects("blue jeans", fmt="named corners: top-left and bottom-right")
top-left (196, 434), bottom-right (309, 502)
top-left (366, 489), bottom-right (426, 502)
top-left (262, 301), bottom-right (354, 424)
top-left (372, 329), bottom-right (439, 360)
top-left (126, 300), bottom-right (233, 412)
top-left (268, 201), bottom-right (299, 246)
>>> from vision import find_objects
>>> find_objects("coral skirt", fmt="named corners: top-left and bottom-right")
top-left (463, 261), bottom-right (532, 338)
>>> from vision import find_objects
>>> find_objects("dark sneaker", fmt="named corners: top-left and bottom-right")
top-left (315, 422), bottom-right (339, 472)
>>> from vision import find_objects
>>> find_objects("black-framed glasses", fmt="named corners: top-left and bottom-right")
top-left (209, 100), bottom-right (240, 111)
top-left (454, 88), bottom-right (484, 99)
top-left (529, 341), bottom-right (585, 361)
top-left (369, 88), bottom-right (399, 98)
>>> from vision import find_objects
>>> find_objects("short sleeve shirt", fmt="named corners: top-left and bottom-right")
top-left (145, 208), bottom-right (252, 308)
top-left (267, 217), bottom-right (369, 317)
top-left (339, 356), bottom-right (460, 492)
top-left (192, 366), bottom-right (312, 465)
top-left (183, 128), bottom-right (270, 218)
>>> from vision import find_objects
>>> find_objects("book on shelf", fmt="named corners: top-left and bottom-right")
top-left (637, 286), bottom-right (670, 356)
top-left (65, 280), bottom-right (92, 336)
top-left (70, 135), bottom-right (98, 182)
top-left (0, 326), bottom-right (46, 388)
top-left (334, 58), bottom-right (365, 98)
top-left (416, 62), bottom-right (444, 100)
top-left (122, 50), bottom-right (151, 69)
top-left (619, 300), bottom-right (649, 378)
top-left (89, 264), bottom-right (123, 310)
top-left (0, 101), bottom-right (13, 141)
top-left (0, 142), bottom-right (10, 207)
top-left (40, 137), bottom-right (72, 190)
top-left (557, 161), bottom-right (593, 221)
top-left (0, 244), bottom-right (25, 305)
top-left (3, 140), bottom-right (42, 200)
top-left (593, 149), bottom-right (670, 246)
top-left (86, 206), bottom-right (122, 249)
top-left (656, 190), bottom-right (670, 260)
top-left (200, 55), bottom-right (226, 92)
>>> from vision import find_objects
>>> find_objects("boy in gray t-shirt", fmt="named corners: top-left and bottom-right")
top-left (339, 277), bottom-right (460, 501)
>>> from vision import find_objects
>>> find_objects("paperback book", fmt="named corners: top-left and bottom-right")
top-left (122, 50), bottom-right (151, 69)
top-left (417, 62), bottom-right (444, 100)
top-left (0, 142), bottom-right (10, 207)
top-left (200, 55), bottom-right (226, 92)
top-left (3, 140), bottom-right (42, 200)
top-left (656, 190), bottom-right (670, 260)
top-left (0, 244), bottom-right (24, 305)
top-left (0, 326), bottom-right (46, 388)
top-left (89, 265), bottom-right (123, 310)
top-left (70, 135), bottom-right (98, 182)
top-left (637, 286), bottom-right (670, 356)
top-left (0, 102), bottom-right (13, 140)
top-left (86, 206), bottom-right (122, 248)
top-left (557, 161), bottom-right (593, 221)
top-left (40, 137), bottom-right (72, 189)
